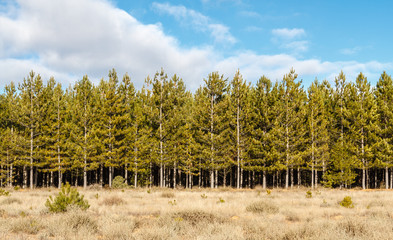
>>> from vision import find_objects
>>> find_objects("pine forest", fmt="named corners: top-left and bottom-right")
top-left (1, 68), bottom-right (393, 190)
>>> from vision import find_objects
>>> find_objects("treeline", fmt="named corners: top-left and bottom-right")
top-left (0, 68), bottom-right (393, 189)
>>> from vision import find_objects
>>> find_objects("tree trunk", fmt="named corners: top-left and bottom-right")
top-left (263, 170), bottom-right (266, 189)
top-left (173, 162), bottom-right (177, 189)
top-left (83, 125), bottom-right (87, 189)
top-left (236, 98), bottom-right (240, 189)
top-left (385, 167), bottom-right (389, 189)
top-left (30, 127), bottom-right (34, 189)
top-left (100, 163), bottom-right (103, 187)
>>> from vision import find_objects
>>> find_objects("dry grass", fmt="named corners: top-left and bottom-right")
top-left (0, 187), bottom-right (392, 239)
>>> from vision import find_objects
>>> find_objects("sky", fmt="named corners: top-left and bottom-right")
top-left (1, 0), bottom-right (393, 91)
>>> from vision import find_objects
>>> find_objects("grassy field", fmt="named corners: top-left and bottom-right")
top-left (0, 186), bottom-right (392, 239)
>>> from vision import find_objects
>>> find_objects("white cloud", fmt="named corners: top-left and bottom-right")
top-left (282, 41), bottom-right (309, 52)
top-left (152, 2), bottom-right (236, 44)
top-left (340, 46), bottom-right (362, 55)
top-left (244, 26), bottom-right (263, 32)
top-left (272, 28), bottom-right (305, 39)
top-left (0, 0), bottom-right (391, 92)
top-left (271, 28), bottom-right (308, 53)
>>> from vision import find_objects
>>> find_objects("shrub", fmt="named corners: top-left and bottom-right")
top-left (168, 199), bottom-right (177, 206)
top-left (101, 196), bottom-right (125, 206)
top-left (112, 176), bottom-right (127, 189)
top-left (45, 183), bottom-right (90, 213)
top-left (0, 189), bottom-right (10, 196)
top-left (266, 189), bottom-right (272, 195)
top-left (14, 185), bottom-right (20, 191)
top-left (217, 197), bottom-right (225, 203)
top-left (339, 196), bottom-right (354, 208)
top-left (201, 193), bottom-right (208, 199)
top-left (306, 190), bottom-right (312, 198)
top-left (246, 201), bottom-right (279, 214)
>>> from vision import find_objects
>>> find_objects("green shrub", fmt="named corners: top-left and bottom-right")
top-left (0, 189), bottom-right (10, 196)
top-left (306, 190), bottom-right (312, 198)
top-left (266, 189), bottom-right (272, 195)
top-left (339, 196), bottom-right (354, 208)
top-left (112, 176), bottom-right (127, 189)
top-left (217, 197), bottom-right (225, 203)
top-left (201, 193), bottom-right (207, 199)
top-left (14, 186), bottom-right (20, 191)
top-left (246, 201), bottom-right (279, 214)
top-left (45, 183), bottom-right (90, 213)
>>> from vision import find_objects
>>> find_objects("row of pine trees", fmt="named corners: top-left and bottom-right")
top-left (1, 68), bottom-right (393, 189)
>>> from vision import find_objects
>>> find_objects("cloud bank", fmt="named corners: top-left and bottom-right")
top-left (0, 0), bottom-right (391, 91)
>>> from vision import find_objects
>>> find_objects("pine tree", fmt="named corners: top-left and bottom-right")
top-left (230, 70), bottom-right (250, 189)
top-left (73, 75), bottom-right (94, 188)
top-left (374, 71), bottom-right (393, 189)
top-left (325, 71), bottom-right (357, 188)
top-left (165, 74), bottom-right (188, 188)
top-left (347, 73), bottom-right (377, 189)
top-left (118, 73), bottom-right (136, 185)
top-left (18, 71), bottom-right (44, 189)
top-left (96, 69), bottom-right (125, 188)
top-left (306, 79), bottom-right (330, 189)
top-left (274, 69), bottom-right (306, 189)
top-left (194, 72), bottom-right (227, 188)
top-left (248, 76), bottom-right (275, 189)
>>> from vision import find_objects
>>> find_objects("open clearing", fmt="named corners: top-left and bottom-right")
top-left (0, 187), bottom-right (393, 239)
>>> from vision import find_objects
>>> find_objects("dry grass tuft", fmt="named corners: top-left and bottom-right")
top-left (172, 209), bottom-right (226, 226)
top-left (1, 197), bottom-right (22, 205)
top-left (161, 191), bottom-right (175, 198)
top-left (101, 195), bottom-right (126, 206)
top-left (246, 200), bottom-right (279, 214)
top-left (64, 210), bottom-right (98, 232)
top-left (9, 217), bottom-right (43, 234)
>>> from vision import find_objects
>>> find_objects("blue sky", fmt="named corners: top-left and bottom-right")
top-left (0, 0), bottom-right (392, 90)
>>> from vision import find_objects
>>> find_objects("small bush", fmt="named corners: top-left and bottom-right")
top-left (45, 183), bottom-right (90, 213)
top-left (339, 196), bottom-right (354, 208)
top-left (246, 201), bottom-right (279, 214)
top-left (306, 190), bottom-right (312, 198)
top-left (266, 189), bottom-right (272, 195)
top-left (13, 185), bottom-right (20, 191)
top-left (161, 191), bottom-right (175, 198)
top-left (101, 196), bottom-right (126, 206)
top-left (112, 176), bottom-right (127, 189)
top-left (0, 189), bottom-right (10, 196)
top-left (168, 199), bottom-right (177, 206)
top-left (201, 193), bottom-right (208, 199)
top-left (217, 197), bottom-right (225, 203)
